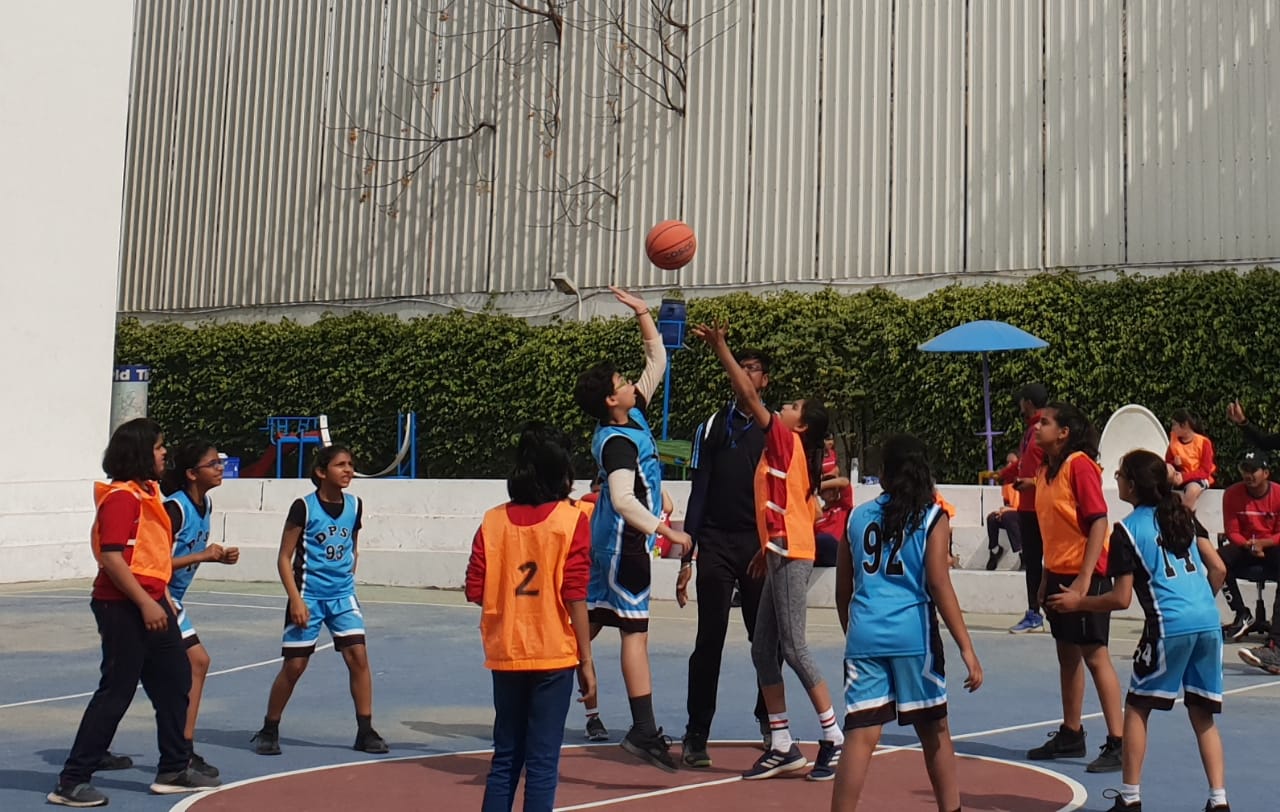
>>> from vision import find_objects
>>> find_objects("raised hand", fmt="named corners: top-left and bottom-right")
top-left (609, 286), bottom-right (649, 316)
top-left (689, 321), bottom-right (729, 347)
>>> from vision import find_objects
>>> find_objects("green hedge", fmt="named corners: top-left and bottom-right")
top-left (115, 268), bottom-right (1280, 483)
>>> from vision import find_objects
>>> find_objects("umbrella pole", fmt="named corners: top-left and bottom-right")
top-left (981, 352), bottom-right (995, 472)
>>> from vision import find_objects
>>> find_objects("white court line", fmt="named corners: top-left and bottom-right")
top-left (0, 595), bottom-right (331, 709)
top-left (552, 776), bottom-right (743, 811)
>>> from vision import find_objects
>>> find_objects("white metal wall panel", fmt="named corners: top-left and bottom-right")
top-left (550, 7), bottom-right (622, 292)
top-left (682, 0), bottom-right (752, 287)
top-left (485, 9), bottom-right (556, 293)
top-left (818, 1), bottom-right (893, 279)
top-left (1044, 0), bottom-right (1124, 267)
top-left (1128, 0), bottom-right (1280, 264)
top-left (367, 1), bottom-right (438, 298)
top-left (890, 0), bottom-right (966, 277)
top-left (117, 1), bottom-right (1280, 314)
top-left (611, 1), bottom-right (689, 291)
top-left (120, 1), bottom-right (186, 311)
top-left (427, 1), bottom-right (501, 295)
top-left (745, 0), bottom-right (822, 283)
top-left (968, 0), bottom-right (1043, 272)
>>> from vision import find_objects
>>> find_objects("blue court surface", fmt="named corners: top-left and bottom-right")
top-left (1, 580), bottom-right (1274, 811)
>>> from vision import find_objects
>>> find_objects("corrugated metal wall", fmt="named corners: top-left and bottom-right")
top-left (119, 0), bottom-right (1280, 313)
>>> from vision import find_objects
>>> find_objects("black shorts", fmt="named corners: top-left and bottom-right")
top-left (1044, 571), bottom-right (1112, 646)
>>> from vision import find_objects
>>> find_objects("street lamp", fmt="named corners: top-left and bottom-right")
top-left (550, 273), bottom-right (583, 321)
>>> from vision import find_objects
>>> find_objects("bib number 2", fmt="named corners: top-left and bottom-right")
top-left (515, 561), bottom-right (540, 597)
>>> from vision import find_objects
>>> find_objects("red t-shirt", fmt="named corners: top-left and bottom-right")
top-left (1015, 413), bottom-right (1044, 512)
top-left (465, 502), bottom-right (591, 603)
top-left (1221, 482), bottom-right (1280, 547)
top-left (92, 488), bottom-right (169, 602)
top-left (761, 417), bottom-right (799, 539)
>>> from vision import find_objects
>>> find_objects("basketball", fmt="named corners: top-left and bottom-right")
top-left (645, 220), bottom-right (697, 270)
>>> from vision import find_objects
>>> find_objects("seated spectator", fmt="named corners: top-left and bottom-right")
top-left (1166, 409), bottom-right (1215, 511)
top-left (814, 434), bottom-right (853, 568)
top-left (986, 452), bottom-right (1023, 570)
top-left (1219, 451), bottom-right (1280, 667)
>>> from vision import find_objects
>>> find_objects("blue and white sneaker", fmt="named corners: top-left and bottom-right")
top-left (742, 743), bottom-right (807, 780)
top-left (807, 740), bottom-right (841, 781)
top-left (1009, 610), bottom-right (1044, 634)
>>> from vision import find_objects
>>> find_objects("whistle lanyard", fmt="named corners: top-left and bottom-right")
top-left (725, 403), bottom-right (754, 448)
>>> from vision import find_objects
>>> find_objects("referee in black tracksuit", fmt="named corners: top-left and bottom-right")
top-left (678, 349), bottom-right (771, 768)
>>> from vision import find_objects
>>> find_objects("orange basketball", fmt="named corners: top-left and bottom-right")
top-left (645, 220), bottom-right (697, 270)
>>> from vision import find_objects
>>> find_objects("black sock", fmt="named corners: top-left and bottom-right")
top-left (628, 695), bottom-right (657, 738)
top-left (357, 714), bottom-right (373, 735)
top-left (1107, 734), bottom-right (1122, 746)
top-left (262, 716), bottom-right (280, 734)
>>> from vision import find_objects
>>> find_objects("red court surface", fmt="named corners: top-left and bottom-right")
top-left (178, 742), bottom-right (1084, 811)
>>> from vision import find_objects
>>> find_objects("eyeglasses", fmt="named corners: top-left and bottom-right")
top-left (192, 459), bottom-right (226, 470)
top-left (740, 363), bottom-right (765, 373)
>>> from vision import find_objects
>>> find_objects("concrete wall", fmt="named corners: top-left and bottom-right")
top-left (34, 478), bottom-right (1222, 618)
top-left (0, 3), bottom-right (134, 582)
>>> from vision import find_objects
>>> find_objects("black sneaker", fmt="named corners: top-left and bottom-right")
top-left (742, 743), bottom-right (807, 780)
top-left (1204, 802), bottom-right (1230, 812)
top-left (1222, 610), bottom-right (1253, 640)
top-left (1102, 788), bottom-right (1141, 810)
top-left (985, 547), bottom-right (1005, 571)
top-left (251, 727), bottom-right (282, 755)
top-left (150, 766), bottom-right (221, 794)
top-left (807, 740), bottom-right (841, 781)
top-left (620, 727), bottom-right (678, 773)
top-left (1238, 640), bottom-right (1280, 674)
top-left (585, 716), bottom-right (609, 742)
top-left (1027, 724), bottom-right (1086, 760)
top-left (681, 730), bottom-right (711, 768)
top-left (1086, 736), bottom-right (1123, 772)
top-left (95, 751), bottom-right (133, 771)
top-left (189, 752), bottom-right (219, 778)
top-left (354, 728), bottom-right (389, 753)
top-left (46, 783), bottom-right (108, 807)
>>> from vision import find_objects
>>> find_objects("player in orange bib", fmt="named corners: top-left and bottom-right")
top-left (693, 321), bottom-right (843, 782)
top-left (1026, 403), bottom-right (1125, 773)
top-left (466, 423), bottom-right (596, 812)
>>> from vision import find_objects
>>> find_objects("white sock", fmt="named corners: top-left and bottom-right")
top-left (1121, 784), bottom-right (1140, 803)
top-left (1208, 788), bottom-right (1227, 807)
top-left (767, 713), bottom-right (793, 752)
top-left (585, 708), bottom-right (599, 720)
top-left (818, 707), bottom-right (844, 745)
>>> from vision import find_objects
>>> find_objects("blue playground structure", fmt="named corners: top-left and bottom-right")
top-left (263, 411), bottom-right (417, 479)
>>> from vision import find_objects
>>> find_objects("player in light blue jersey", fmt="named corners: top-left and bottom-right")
top-left (1048, 450), bottom-right (1229, 812)
top-left (159, 439), bottom-right (239, 779)
top-left (252, 445), bottom-right (388, 757)
top-left (572, 286), bottom-right (691, 772)
top-left (833, 435), bottom-right (982, 812)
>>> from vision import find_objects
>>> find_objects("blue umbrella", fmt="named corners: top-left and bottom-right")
top-left (918, 321), bottom-right (1049, 472)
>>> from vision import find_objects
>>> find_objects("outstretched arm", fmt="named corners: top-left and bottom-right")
top-left (690, 321), bottom-right (771, 428)
top-left (612, 287), bottom-right (667, 404)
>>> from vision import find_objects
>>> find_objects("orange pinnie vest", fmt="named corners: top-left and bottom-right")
top-left (1035, 452), bottom-right (1108, 576)
top-left (91, 480), bottom-right (174, 585)
top-left (1168, 432), bottom-right (1215, 484)
top-left (479, 502), bottom-right (581, 671)
top-left (754, 432), bottom-right (818, 560)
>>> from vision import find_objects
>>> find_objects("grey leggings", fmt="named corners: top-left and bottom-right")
top-left (751, 552), bottom-right (824, 691)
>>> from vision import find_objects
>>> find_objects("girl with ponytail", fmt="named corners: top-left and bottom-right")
top-left (1026, 402), bottom-right (1126, 771)
top-left (834, 435), bottom-right (982, 812)
top-left (691, 320), bottom-right (842, 782)
top-left (1048, 449), bottom-right (1229, 812)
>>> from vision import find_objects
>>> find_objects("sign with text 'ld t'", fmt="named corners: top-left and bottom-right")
top-left (110, 365), bottom-right (150, 435)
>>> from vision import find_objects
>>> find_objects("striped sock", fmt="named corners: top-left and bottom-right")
top-left (767, 713), bottom-right (793, 752)
top-left (585, 708), bottom-right (599, 721)
top-left (818, 707), bottom-right (843, 745)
